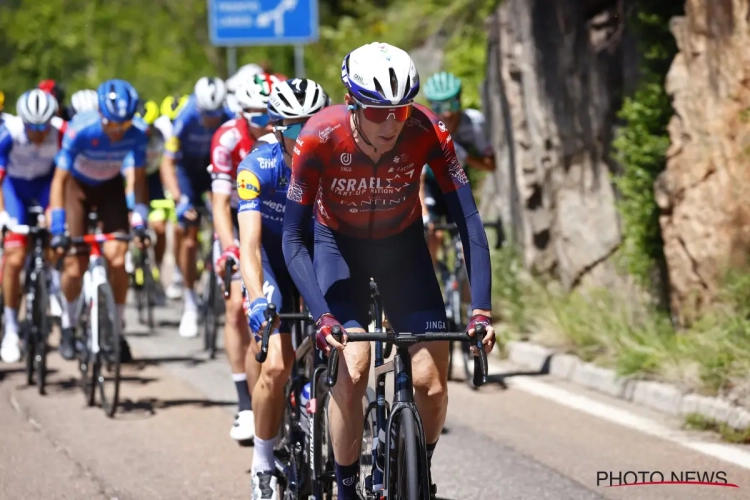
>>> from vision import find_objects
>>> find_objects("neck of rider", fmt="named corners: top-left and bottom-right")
top-left (347, 109), bottom-right (381, 159)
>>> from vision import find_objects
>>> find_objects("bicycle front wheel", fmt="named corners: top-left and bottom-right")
top-left (33, 271), bottom-right (50, 394)
top-left (390, 409), bottom-right (429, 500)
top-left (96, 283), bottom-right (121, 418)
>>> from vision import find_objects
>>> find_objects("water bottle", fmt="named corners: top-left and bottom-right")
top-left (300, 382), bottom-right (311, 411)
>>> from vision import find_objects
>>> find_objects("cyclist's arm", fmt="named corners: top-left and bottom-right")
top-left (213, 191), bottom-right (235, 250)
top-left (0, 127), bottom-right (10, 212)
top-left (210, 133), bottom-right (237, 249)
top-left (49, 167), bottom-right (71, 211)
top-left (282, 131), bottom-right (330, 321)
top-left (123, 139), bottom-right (149, 209)
top-left (160, 120), bottom-right (185, 199)
top-left (51, 128), bottom-right (79, 211)
top-left (465, 154), bottom-right (496, 172)
top-left (429, 121), bottom-right (492, 313)
top-left (237, 209), bottom-right (264, 301)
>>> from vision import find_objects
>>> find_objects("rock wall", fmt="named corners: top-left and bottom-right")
top-left (656, 0), bottom-right (750, 321)
top-left (482, 0), bottom-right (638, 289)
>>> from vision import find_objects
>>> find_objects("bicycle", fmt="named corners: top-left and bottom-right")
top-left (327, 323), bottom-right (489, 499)
top-left (6, 204), bottom-right (55, 394)
top-left (432, 218), bottom-right (503, 389)
top-left (130, 234), bottom-right (157, 332)
top-left (254, 302), bottom-right (339, 499)
top-left (68, 209), bottom-right (132, 418)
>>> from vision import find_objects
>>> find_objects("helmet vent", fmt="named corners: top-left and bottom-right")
top-left (389, 68), bottom-right (398, 97)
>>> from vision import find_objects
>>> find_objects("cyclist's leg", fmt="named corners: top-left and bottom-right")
top-left (314, 222), bottom-right (372, 497)
top-left (0, 178), bottom-right (28, 362)
top-left (35, 174), bottom-right (62, 316)
top-left (59, 177), bottom-right (90, 360)
top-left (373, 222), bottom-right (449, 468)
top-left (95, 177), bottom-right (130, 331)
top-left (250, 253), bottom-right (295, 487)
top-left (424, 176), bottom-right (447, 268)
top-left (146, 172), bottom-right (167, 268)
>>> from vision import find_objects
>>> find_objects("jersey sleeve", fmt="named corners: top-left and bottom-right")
top-left (211, 128), bottom-right (235, 196)
top-left (236, 153), bottom-right (266, 213)
top-left (125, 129), bottom-right (148, 169)
top-left (55, 125), bottom-right (83, 171)
top-left (288, 124), bottom-right (323, 206)
top-left (424, 112), bottom-right (469, 194)
top-left (0, 126), bottom-right (13, 174)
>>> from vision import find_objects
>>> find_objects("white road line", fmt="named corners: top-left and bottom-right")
top-left (496, 366), bottom-right (750, 470)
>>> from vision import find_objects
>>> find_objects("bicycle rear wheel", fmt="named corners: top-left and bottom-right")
top-left (390, 409), bottom-right (429, 500)
top-left (96, 283), bottom-right (121, 418)
top-left (201, 269), bottom-right (219, 357)
top-left (360, 387), bottom-right (381, 497)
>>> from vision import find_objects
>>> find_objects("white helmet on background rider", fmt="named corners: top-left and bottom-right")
top-left (16, 89), bottom-right (58, 124)
top-left (194, 77), bottom-right (227, 112)
top-left (70, 89), bottom-right (99, 114)
top-left (235, 73), bottom-right (277, 111)
top-left (341, 42), bottom-right (420, 106)
top-left (267, 78), bottom-right (330, 122)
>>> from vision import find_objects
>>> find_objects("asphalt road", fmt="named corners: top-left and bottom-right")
top-left (2, 276), bottom-right (750, 499)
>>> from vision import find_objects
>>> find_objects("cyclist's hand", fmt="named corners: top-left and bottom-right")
top-left (316, 313), bottom-right (346, 354)
top-left (247, 297), bottom-right (273, 337)
top-left (466, 312), bottom-right (495, 355)
top-left (50, 234), bottom-right (70, 253)
top-left (176, 195), bottom-right (196, 222)
top-left (50, 208), bottom-right (68, 255)
top-left (217, 245), bottom-right (239, 276)
top-left (130, 203), bottom-right (150, 247)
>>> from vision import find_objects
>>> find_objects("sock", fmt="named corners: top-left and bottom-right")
top-left (172, 265), bottom-right (183, 283)
top-left (184, 289), bottom-right (197, 311)
top-left (49, 268), bottom-right (61, 292)
top-left (233, 373), bottom-right (252, 411)
top-left (252, 436), bottom-right (275, 474)
top-left (427, 440), bottom-right (438, 471)
top-left (61, 297), bottom-right (76, 329)
top-left (335, 461), bottom-right (359, 499)
top-left (3, 307), bottom-right (18, 338)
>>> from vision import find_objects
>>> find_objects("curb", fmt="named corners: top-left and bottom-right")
top-left (505, 341), bottom-right (750, 430)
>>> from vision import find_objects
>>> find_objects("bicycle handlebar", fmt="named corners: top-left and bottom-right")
top-left (325, 324), bottom-right (489, 387)
top-left (253, 303), bottom-right (315, 363)
top-left (223, 257), bottom-right (235, 299)
top-left (70, 232), bottom-right (132, 245)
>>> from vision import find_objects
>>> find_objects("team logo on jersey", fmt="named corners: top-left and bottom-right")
top-left (237, 170), bottom-right (261, 200)
top-left (341, 153), bottom-right (352, 165)
top-left (438, 121), bottom-right (447, 133)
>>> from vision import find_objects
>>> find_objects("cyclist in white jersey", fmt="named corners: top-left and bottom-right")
top-left (420, 71), bottom-right (495, 266)
top-left (0, 90), bottom-right (65, 363)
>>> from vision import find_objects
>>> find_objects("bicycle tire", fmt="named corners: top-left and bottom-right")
top-left (143, 261), bottom-right (156, 332)
top-left (390, 409), bottom-right (427, 500)
top-left (34, 271), bottom-right (49, 395)
top-left (202, 270), bottom-right (218, 357)
top-left (96, 283), bottom-right (121, 418)
top-left (359, 387), bottom-right (379, 497)
top-left (313, 373), bottom-right (338, 499)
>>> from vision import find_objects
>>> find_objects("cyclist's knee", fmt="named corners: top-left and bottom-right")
top-left (332, 342), bottom-right (370, 402)
top-left (103, 242), bottom-right (127, 269)
top-left (3, 245), bottom-right (26, 270)
top-left (261, 339), bottom-right (294, 384)
top-left (225, 292), bottom-right (247, 327)
top-left (63, 255), bottom-right (87, 282)
top-left (151, 219), bottom-right (166, 234)
top-left (411, 345), bottom-right (449, 401)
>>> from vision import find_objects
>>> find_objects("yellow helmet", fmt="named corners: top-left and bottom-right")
top-left (136, 100), bottom-right (160, 125)
top-left (160, 94), bottom-right (189, 121)
top-left (0, 90), bottom-right (4, 111)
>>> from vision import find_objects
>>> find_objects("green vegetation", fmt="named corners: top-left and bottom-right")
top-left (0, 0), bottom-right (495, 108)
top-left (611, 2), bottom-right (683, 288)
top-left (685, 413), bottom-right (750, 444)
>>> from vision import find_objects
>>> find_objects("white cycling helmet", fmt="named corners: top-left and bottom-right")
top-left (70, 89), bottom-right (99, 114)
top-left (194, 76), bottom-right (227, 112)
top-left (235, 73), bottom-right (277, 111)
top-left (16, 89), bottom-right (58, 124)
top-left (342, 42), bottom-right (420, 106)
top-left (268, 78), bottom-right (330, 122)
top-left (227, 63), bottom-right (263, 93)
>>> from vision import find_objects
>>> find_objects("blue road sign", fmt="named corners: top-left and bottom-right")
top-left (208, 0), bottom-right (319, 46)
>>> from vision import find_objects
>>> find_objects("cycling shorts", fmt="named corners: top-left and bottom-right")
top-left (423, 175), bottom-right (453, 224)
top-left (314, 221), bottom-right (447, 333)
top-left (147, 171), bottom-right (165, 203)
top-left (66, 175), bottom-right (129, 252)
top-left (2, 173), bottom-right (54, 248)
top-left (243, 232), bottom-right (299, 335)
top-left (176, 159), bottom-right (211, 207)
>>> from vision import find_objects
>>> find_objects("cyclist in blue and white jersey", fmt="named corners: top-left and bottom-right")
top-left (0, 90), bottom-right (65, 363)
top-left (237, 78), bottom-right (330, 499)
top-left (50, 79), bottom-right (150, 361)
top-left (160, 76), bottom-right (233, 338)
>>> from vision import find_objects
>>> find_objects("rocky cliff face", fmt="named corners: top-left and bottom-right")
top-left (656, 0), bottom-right (750, 321)
top-left (482, 0), bottom-right (637, 289)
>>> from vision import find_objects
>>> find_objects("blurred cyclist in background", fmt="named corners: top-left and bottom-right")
top-left (38, 80), bottom-right (73, 121)
top-left (69, 89), bottom-right (99, 117)
top-left (51, 79), bottom-right (150, 362)
top-left (210, 73), bottom-right (276, 443)
top-left (160, 77), bottom-right (233, 338)
top-left (0, 89), bottom-right (65, 363)
top-left (420, 71), bottom-right (495, 267)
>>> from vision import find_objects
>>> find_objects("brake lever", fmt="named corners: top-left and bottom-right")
top-left (325, 325), bottom-right (343, 387)
top-left (473, 324), bottom-right (489, 387)
top-left (255, 303), bottom-right (277, 363)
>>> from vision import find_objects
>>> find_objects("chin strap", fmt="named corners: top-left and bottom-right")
top-left (351, 107), bottom-right (377, 153)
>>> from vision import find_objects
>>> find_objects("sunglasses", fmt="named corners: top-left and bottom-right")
top-left (101, 118), bottom-right (133, 132)
top-left (353, 98), bottom-right (413, 124)
top-left (273, 122), bottom-right (305, 140)
top-left (244, 112), bottom-right (270, 128)
top-left (429, 98), bottom-right (461, 114)
top-left (201, 108), bottom-right (225, 119)
top-left (24, 122), bottom-right (51, 132)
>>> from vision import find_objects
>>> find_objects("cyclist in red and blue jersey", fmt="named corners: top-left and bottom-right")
top-left (50, 79), bottom-right (150, 362)
top-left (238, 77), bottom-right (330, 499)
top-left (210, 73), bottom-right (277, 445)
top-left (160, 76), bottom-right (234, 338)
top-left (282, 42), bottom-right (496, 498)
top-left (0, 90), bottom-right (65, 363)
